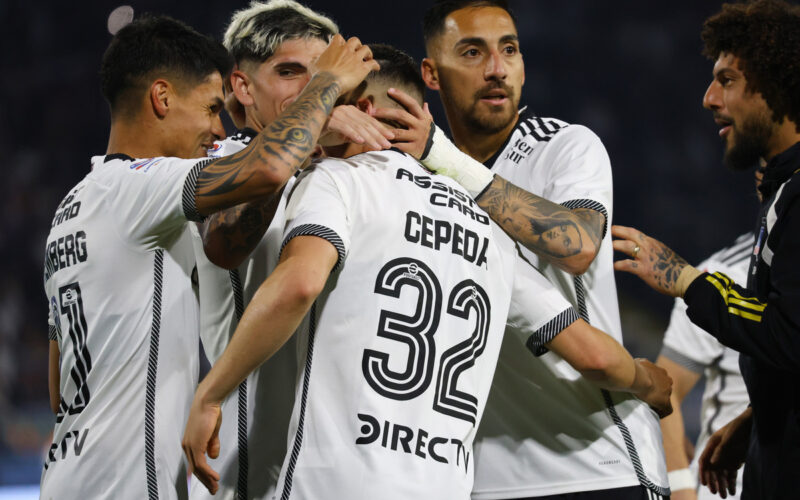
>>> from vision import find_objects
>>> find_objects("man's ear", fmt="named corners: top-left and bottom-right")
top-left (231, 69), bottom-right (254, 107)
top-left (149, 79), bottom-right (171, 119)
top-left (421, 58), bottom-right (440, 91)
top-left (355, 95), bottom-right (375, 115)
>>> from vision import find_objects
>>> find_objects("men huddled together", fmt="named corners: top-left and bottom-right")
top-left (41, 1), bottom-right (800, 499)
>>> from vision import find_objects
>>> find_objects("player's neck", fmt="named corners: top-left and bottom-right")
top-left (447, 113), bottom-right (517, 164)
top-left (244, 112), bottom-right (264, 134)
top-left (106, 120), bottom-right (169, 159)
top-left (765, 120), bottom-right (800, 162)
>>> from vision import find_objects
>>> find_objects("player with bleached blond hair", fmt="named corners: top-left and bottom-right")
top-left (190, 2), bottom-right (393, 499)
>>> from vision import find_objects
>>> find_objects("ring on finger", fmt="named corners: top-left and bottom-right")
top-left (632, 244), bottom-right (641, 258)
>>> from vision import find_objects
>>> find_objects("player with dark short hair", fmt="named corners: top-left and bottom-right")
top-left (383, 1), bottom-right (671, 498)
top-left (41, 12), bottom-right (378, 499)
top-left (188, 2), bottom-right (394, 498)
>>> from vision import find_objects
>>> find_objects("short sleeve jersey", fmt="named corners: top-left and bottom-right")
top-left (40, 154), bottom-right (207, 500)
top-left (473, 109), bottom-right (669, 498)
top-left (189, 130), bottom-right (299, 500)
top-left (272, 150), bottom-right (575, 500)
top-left (661, 232), bottom-right (752, 500)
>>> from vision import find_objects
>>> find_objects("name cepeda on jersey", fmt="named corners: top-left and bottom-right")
top-left (396, 168), bottom-right (489, 225)
top-left (404, 211), bottom-right (489, 268)
top-left (356, 413), bottom-right (472, 474)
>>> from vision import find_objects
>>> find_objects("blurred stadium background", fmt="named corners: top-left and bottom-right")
top-left (0, 0), bottom-right (760, 495)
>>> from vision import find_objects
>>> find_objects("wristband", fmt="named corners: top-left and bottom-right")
top-left (668, 468), bottom-right (696, 491)
top-left (676, 265), bottom-right (702, 298)
top-left (420, 125), bottom-right (494, 198)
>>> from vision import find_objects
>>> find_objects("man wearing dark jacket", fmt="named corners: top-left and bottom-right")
top-left (612, 1), bottom-right (800, 499)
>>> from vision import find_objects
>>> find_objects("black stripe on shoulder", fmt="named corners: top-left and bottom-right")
top-left (518, 116), bottom-right (570, 143)
top-left (484, 111), bottom-right (570, 168)
top-left (281, 224), bottom-right (346, 272)
top-left (526, 307), bottom-right (579, 356)
top-left (182, 159), bottom-right (212, 223)
top-left (560, 198), bottom-right (609, 239)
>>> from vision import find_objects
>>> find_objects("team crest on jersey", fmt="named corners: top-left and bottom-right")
top-left (129, 158), bottom-right (163, 172)
top-left (208, 143), bottom-right (222, 153)
top-left (403, 263), bottom-right (421, 281)
top-left (61, 287), bottom-right (78, 306)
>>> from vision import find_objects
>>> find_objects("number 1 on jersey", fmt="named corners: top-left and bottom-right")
top-left (57, 282), bottom-right (92, 422)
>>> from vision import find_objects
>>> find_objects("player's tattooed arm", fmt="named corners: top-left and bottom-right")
top-left (612, 225), bottom-right (701, 297)
top-left (191, 35), bottom-right (379, 218)
top-left (199, 191), bottom-right (284, 269)
top-left (476, 175), bottom-right (604, 275)
top-left (193, 73), bottom-right (340, 216)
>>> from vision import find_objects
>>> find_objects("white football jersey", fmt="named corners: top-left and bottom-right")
top-left (661, 232), bottom-right (752, 500)
top-left (473, 109), bottom-right (669, 498)
top-left (272, 150), bottom-right (576, 500)
top-left (189, 128), bottom-right (299, 500)
top-left (41, 154), bottom-right (207, 500)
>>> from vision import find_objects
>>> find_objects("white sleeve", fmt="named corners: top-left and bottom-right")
top-left (281, 161), bottom-right (351, 270)
top-left (506, 248), bottom-right (579, 355)
top-left (111, 157), bottom-right (210, 246)
top-left (533, 125), bottom-right (613, 238)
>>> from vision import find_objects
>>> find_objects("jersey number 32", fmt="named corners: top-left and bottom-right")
top-left (363, 257), bottom-right (490, 425)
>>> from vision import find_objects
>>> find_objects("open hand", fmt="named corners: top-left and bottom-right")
top-left (612, 225), bottom-right (693, 297)
top-left (373, 87), bottom-right (434, 160)
top-left (699, 407), bottom-right (751, 498)
top-left (320, 104), bottom-right (394, 150)
top-left (181, 395), bottom-right (223, 494)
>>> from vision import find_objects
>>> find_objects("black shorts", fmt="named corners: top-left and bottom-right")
top-left (511, 485), bottom-right (668, 500)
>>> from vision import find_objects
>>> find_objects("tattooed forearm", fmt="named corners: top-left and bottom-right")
top-left (645, 235), bottom-right (689, 291)
top-left (194, 72), bottom-right (341, 215)
top-left (573, 208), bottom-right (604, 249)
top-left (201, 192), bottom-right (283, 269)
top-left (476, 176), bottom-right (603, 272)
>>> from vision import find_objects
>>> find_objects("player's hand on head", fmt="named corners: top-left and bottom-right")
top-left (611, 225), bottom-right (695, 298)
top-left (320, 105), bottom-right (393, 151)
top-left (635, 358), bottom-right (673, 418)
top-left (181, 395), bottom-right (223, 494)
top-left (312, 35), bottom-right (380, 94)
top-left (374, 88), bottom-right (435, 160)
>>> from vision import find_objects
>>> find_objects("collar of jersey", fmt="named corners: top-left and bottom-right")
top-left (104, 153), bottom-right (135, 163)
top-left (759, 140), bottom-right (800, 200)
top-left (237, 127), bottom-right (258, 141)
top-left (483, 106), bottom-right (533, 168)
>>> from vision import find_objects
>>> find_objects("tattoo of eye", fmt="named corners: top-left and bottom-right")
top-left (194, 72), bottom-right (341, 207)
